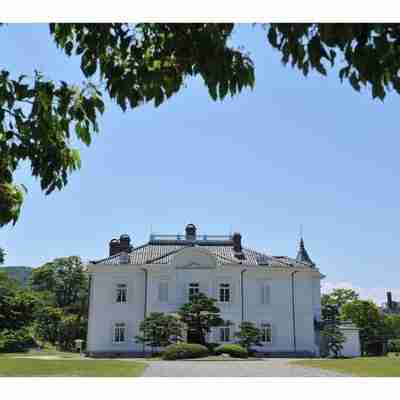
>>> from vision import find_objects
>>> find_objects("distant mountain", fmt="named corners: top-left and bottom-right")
top-left (0, 266), bottom-right (33, 287)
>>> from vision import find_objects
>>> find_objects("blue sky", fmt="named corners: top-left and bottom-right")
top-left (1, 24), bottom-right (399, 303)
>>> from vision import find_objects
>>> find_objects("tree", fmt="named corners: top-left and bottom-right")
top-left (34, 306), bottom-right (86, 350)
top-left (30, 256), bottom-right (88, 311)
top-left (0, 248), bottom-right (4, 265)
top-left (341, 299), bottom-right (384, 354)
top-left (320, 323), bottom-right (346, 358)
top-left (234, 321), bottom-right (262, 351)
top-left (30, 256), bottom-right (89, 349)
top-left (33, 305), bottom-right (64, 345)
top-left (135, 312), bottom-right (183, 352)
top-left (177, 292), bottom-right (224, 345)
top-left (381, 314), bottom-right (400, 339)
top-left (2, 23), bottom-right (400, 227)
top-left (0, 275), bottom-right (37, 331)
top-left (0, 23), bottom-right (253, 227)
top-left (321, 302), bottom-right (340, 323)
top-left (321, 288), bottom-right (359, 312)
top-left (266, 24), bottom-right (400, 101)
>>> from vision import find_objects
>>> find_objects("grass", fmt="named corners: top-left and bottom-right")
top-left (0, 357), bottom-right (147, 377)
top-left (0, 348), bottom-right (81, 359)
top-left (0, 349), bottom-right (147, 376)
top-left (293, 357), bottom-right (400, 377)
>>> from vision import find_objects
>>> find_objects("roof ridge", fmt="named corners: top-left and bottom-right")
top-left (145, 245), bottom-right (189, 264)
top-left (130, 242), bottom-right (151, 252)
top-left (92, 252), bottom-right (122, 265)
top-left (213, 252), bottom-right (242, 264)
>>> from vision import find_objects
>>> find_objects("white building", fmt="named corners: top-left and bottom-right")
top-left (86, 224), bottom-right (359, 357)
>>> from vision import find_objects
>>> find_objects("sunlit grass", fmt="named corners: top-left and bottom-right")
top-left (293, 357), bottom-right (400, 377)
top-left (0, 357), bottom-right (147, 377)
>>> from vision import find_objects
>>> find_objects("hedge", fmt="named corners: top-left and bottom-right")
top-left (162, 343), bottom-right (209, 360)
top-left (215, 344), bottom-right (248, 358)
top-left (0, 328), bottom-right (36, 353)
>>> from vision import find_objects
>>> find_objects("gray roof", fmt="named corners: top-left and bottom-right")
top-left (296, 238), bottom-right (314, 265)
top-left (93, 241), bottom-right (304, 267)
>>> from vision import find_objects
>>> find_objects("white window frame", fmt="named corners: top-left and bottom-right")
top-left (219, 283), bottom-right (231, 303)
top-left (158, 281), bottom-right (169, 303)
top-left (188, 282), bottom-right (199, 301)
top-left (260, 323), bottom-right (272, 344)
top-left (116, 283), bottom-right (128, 304)
top-left (113, 322), bottom-right (126, 344)
top-left (219, 326), bottom-right (231, 342)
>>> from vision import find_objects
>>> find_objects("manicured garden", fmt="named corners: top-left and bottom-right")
top-left (292, 356), bottom-right (400, 377)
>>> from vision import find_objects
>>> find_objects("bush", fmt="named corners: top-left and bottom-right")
top-left (215, 344), bottom-right (248, 358)
top-left (205, 342), bottom-right (219, 353)
top-left (0, 328), bottom-right (36, 353)
top-left (388, 339), bottom-right (400, 353)
top-left (162, 343), bottom-right (209, 360)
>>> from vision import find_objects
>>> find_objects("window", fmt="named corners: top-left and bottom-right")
top-left (116, 284), bottom-right (127, 303)
top-left (114, 323), bottom-right (126, 343)
top-left (260, 283), bottom-right (270, 305)
top-left (260, 323), bottom-right (272, 343)
top-left (220, 326), bottom-right (230, 342)
top-left (188, 282), bottom-right (199, 301)
top-left (219, 283), bottom-right (230, 303)
top-left (158, 281), bottom-right (169, 303)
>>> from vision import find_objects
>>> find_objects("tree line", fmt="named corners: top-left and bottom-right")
top-left (0, 256), bottom-right (88, 352)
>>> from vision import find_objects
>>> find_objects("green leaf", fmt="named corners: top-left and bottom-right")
top-left (208, 83), bottom-right (218, 101)
top-left (267, 28), bottom-right (278, 47)
top-left (75, 123), bottom-right (91, 145)
top-left (218, 80), bottom-right (228, 100)
top-left (349, 72), bottom-right (361, 91)
top-left (65, 41), bottom-right (74, 56)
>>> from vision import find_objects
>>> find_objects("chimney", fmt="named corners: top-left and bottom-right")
top-left (232, 232), bottom-right (242, 253)
top-left (119, 234), bottom-right (132, 252)
top-left (185, 224), bottom-right (197, 241)
top-left (109, 238), bottom-right (120, 256)
top-left (387, 291), bottom-right (393, 309)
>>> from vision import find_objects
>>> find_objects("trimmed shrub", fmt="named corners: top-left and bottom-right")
top-left (215, 344), bottom-right (248, 358)
top-left (0, 328), bottom-right (36, 353)
top-left (388, 339), bottom-right (400, 353)
top-left (162, 343), bottom-right (209, 360)
top-left (205, 342), bottom-right (219, 353)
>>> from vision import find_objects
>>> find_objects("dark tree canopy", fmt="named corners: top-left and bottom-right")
top-left (30, 256), bottom-right (88, 311)
top-left (1, 23), bottom-right (398, 226)
top-left (321, 288), bottom-right (359, 312)
top-left (178, 292), bottom-right (224, 345)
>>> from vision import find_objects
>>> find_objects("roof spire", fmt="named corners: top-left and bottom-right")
top-left (296, 235), bottom-right (314, 265)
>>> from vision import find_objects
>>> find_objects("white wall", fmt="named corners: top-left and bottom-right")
top-left (340, 327), bottom-right (361, 357)
top-left (87, 248), bottom-right (323, 354)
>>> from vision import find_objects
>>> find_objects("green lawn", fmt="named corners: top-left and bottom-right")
top-left (0, 358), bottom-right (147, 377)
top-left (293, 357), bottom-right (400, 377)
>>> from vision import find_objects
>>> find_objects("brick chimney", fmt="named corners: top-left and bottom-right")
top-left (119, 234), bottom-right (132, 252)
top-left (109, 239), bottom-right (120, 256)
top-left (109, 234), bottom-right (132, 256)
top-left (232, 232), bottom-right (242, 252)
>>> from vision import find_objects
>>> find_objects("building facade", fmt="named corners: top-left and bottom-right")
top-left (86, 224), bottom-right (332, 356)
